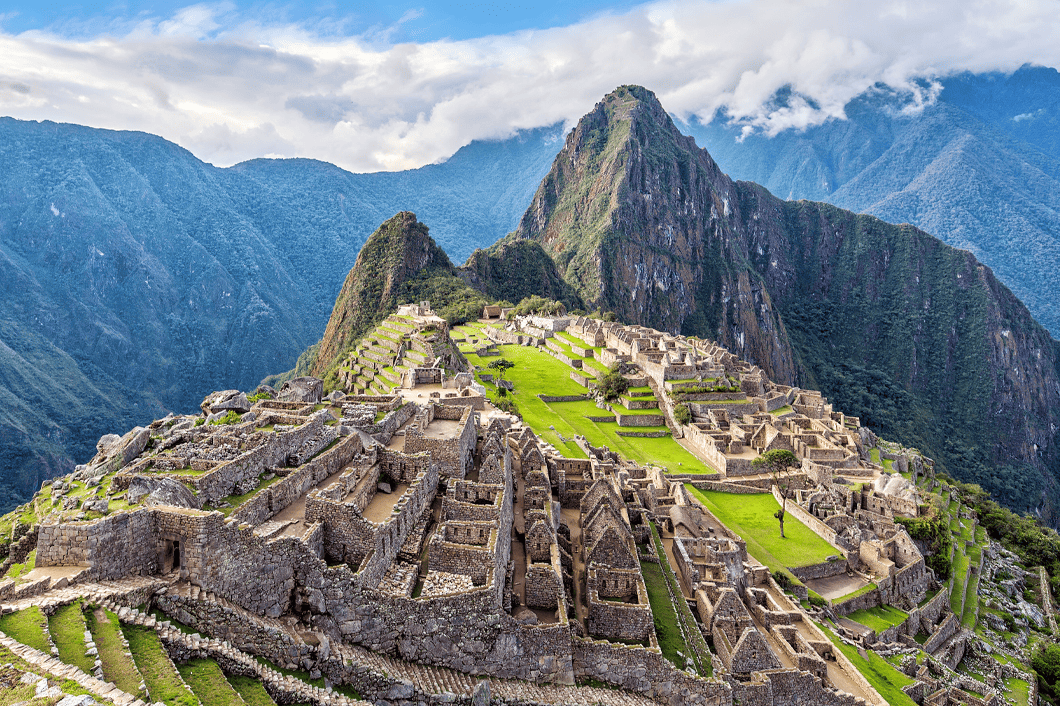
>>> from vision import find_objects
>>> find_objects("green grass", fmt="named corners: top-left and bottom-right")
top-left (1005, 677), bottom-right (1031, 706)
top-left (950, 551), bottom-right (971, 615)
top-left (686, 487), bottom-right (838, 569)
top-left (49, 601), bottom-right (95, 672)
top-left (962, 572), bottom-right (980, 628)
top-left (836, 583), bottom-right (878, 604)
top-left (769, 405), bottom-right (793, 416)
top-left (847, 605), bottom-right (909, 633)
top-left (473, 344), bottom-right (716, 472)
top-left (640, 560), bottom-right (687, 667)
top-left (820, 624), bottom-right (916, 706)
top-left (4, 549), bottom-right (36, 579)
top-left (227, 675), bottom-right (277, 706)
top-left (123, 623), bottom-right (198, 706)
top-left (0, 606), bottom-right (50, 653)
top-left (177, 658), bottom-right (244, 706)
top-left (86, 608), bottom-right (146, 698)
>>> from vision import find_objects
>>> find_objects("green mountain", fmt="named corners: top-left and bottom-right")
top-left (0, 118), bottom-right (558, 512)
top-left (684, 66), bottom-right (1060, 337)
top-left (513, 85), bottom-right (1060, 519)
top-left (307, 212), bottom-right (577, 380)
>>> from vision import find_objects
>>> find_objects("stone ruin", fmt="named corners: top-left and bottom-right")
top-left (1, 312), bottom-right (1029, 706)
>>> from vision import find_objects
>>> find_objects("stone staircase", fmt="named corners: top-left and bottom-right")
top-left (155, 582), bottom-right (657, 706)
top-left (0, 575), bottom-right (170, 615)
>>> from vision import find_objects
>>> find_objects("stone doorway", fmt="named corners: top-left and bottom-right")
top-left (162, 539), bottom-right (182, 574)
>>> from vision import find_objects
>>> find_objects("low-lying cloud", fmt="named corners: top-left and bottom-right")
top-left (1, 0), bottom-right (1058, 172)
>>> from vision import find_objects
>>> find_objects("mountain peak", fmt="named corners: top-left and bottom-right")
top-left (312, 212), bottom-right (456, 374)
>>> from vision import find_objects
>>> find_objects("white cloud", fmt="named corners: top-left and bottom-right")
top-left (0, 0), bottom-right (1058, 172)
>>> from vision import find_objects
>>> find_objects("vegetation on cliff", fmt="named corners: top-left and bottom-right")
top-left (512, 84), bottom-right (1060, 519)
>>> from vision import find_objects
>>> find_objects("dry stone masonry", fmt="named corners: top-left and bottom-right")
top-left (0, 306), bottom-right (1019, 706)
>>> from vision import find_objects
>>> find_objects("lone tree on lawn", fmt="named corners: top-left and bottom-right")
top-left (487, 359), bottom-right (515, 392)
top-left (752, 449), bottom-right (799, 538)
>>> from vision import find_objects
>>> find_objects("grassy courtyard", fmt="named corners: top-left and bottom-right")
top-left (457, 335), bottom-right (716, 473)
top-left (847, 605), bottom-right (909, 633)
top-left (685, 487), bottom-right (838, 570)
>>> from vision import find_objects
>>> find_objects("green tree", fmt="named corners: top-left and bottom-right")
top-left (674, 403), bottom-right (692, 425)
top-left (488, 358), bottom-right (515, 383)
top-left (596, 364), bottom-right (630, 402)
top-left (752, 449), bottom-right (800, 538)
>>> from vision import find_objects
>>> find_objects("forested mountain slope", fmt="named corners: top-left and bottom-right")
top-left (0, 118), bottom-right (558, 511)
top-left (513, 85), bottom-right (1060, 519)
top-left (685, 66), bottom-right (1060, 336)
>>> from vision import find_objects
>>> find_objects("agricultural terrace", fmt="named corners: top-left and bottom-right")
top-left (685, 487), bottom-right (838, 572)
top-left (456, 329), bottom-right (716, 473)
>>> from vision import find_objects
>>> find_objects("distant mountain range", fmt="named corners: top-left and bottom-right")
top-left (2, 66), bottom-right (1060, 517)
top-left (0, 118), bottom-right (558, 510)
top-left (684, 65), bottom-right (1060, 336)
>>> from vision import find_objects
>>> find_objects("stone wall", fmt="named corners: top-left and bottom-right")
top-left (919, 587), bottom-right (949, 628)
top-left (614, 412), bottom-right (666, 427)
top-left (37, 509), bottom-right (157, 579)
top-left (404, 405), bottom-right (475, 478)
top-left (230, 432), bottom-right (365, 526)
top-left (790, 559), bottom-right (849, 582)
top-left (306, 460), bottom-right (439, 580)
top-left (571, 637), bottom-right (730, 706)
top-left (923, 612), bottom-right (960, 653)
top-left (525, 559), bottom-right (562, 610)
top-left (832, 586), bottom-right (882, 615)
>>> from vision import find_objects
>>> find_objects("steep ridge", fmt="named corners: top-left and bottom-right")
top-left (513, 85), bottom-right (1060, 518)
top-left (459, 239), bottom-right (584, 311)
top-left (684, 66), bottom-right (1060, 336)
top-left (311, 212), bottom-right (472, 375)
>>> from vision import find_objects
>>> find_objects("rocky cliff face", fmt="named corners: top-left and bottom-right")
top-left (514, 85), bottom-right (1060, 518)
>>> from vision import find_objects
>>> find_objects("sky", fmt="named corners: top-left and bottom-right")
top-left (1, 0), bottom-right (1059, 172)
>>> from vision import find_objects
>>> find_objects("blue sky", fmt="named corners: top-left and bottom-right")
top-left (0, 0), bottom-right (644, 40)
top-left (1, 0), bottom-right (1059, 172)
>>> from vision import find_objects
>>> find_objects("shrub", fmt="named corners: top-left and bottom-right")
top-left (193, 418), bottom-right (205, 427)
top-left (597, 364), bottom-right (630, 402)
top-left (674, 403), bottom-right (692, 425)
top-left (209, 411), bottom-right (241, 426)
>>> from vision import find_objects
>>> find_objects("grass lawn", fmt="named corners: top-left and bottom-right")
top-left (640, 560), bottom-right (688, 667)
top-left (227, 675), bottom-right (277, 706)
top-left (820, 624), bottom-right (916, 706)
top-left (950, 552), bottom-right (971, 615)
top-left (769, 405), bottom-right (793, 416)
top-left (87, 608), bottom-right (146, 698)
top-left (471, 344), bottom-right (716, 472)
top-left (123, 623), bottom-right (198, 706)
top-left (177, 658), bottom-right (244, 706)
top-left (1006, 677), bottom-right (1031, 706)
top-left (686, 487), bottom-right (838, 570)
top-left (836, 583), bottom-right (878, 604)
top-left (962, 573), bottom-right (980, 629)
top-left (0, 606), bottom-right (50, 653)
top-left (847, 605), bottom-right (909, 633)
top-left (49, 601), bottom-right (95, 672)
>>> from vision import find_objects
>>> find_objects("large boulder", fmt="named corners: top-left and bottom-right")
top-left (200, 389), bottom-right (251, 416)
top-left (127, 477), bottom-right (201, 509)
top-left (278, 377), bottom-right (324, 404)
top-left (81, 427), bottom-right (152, 478)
